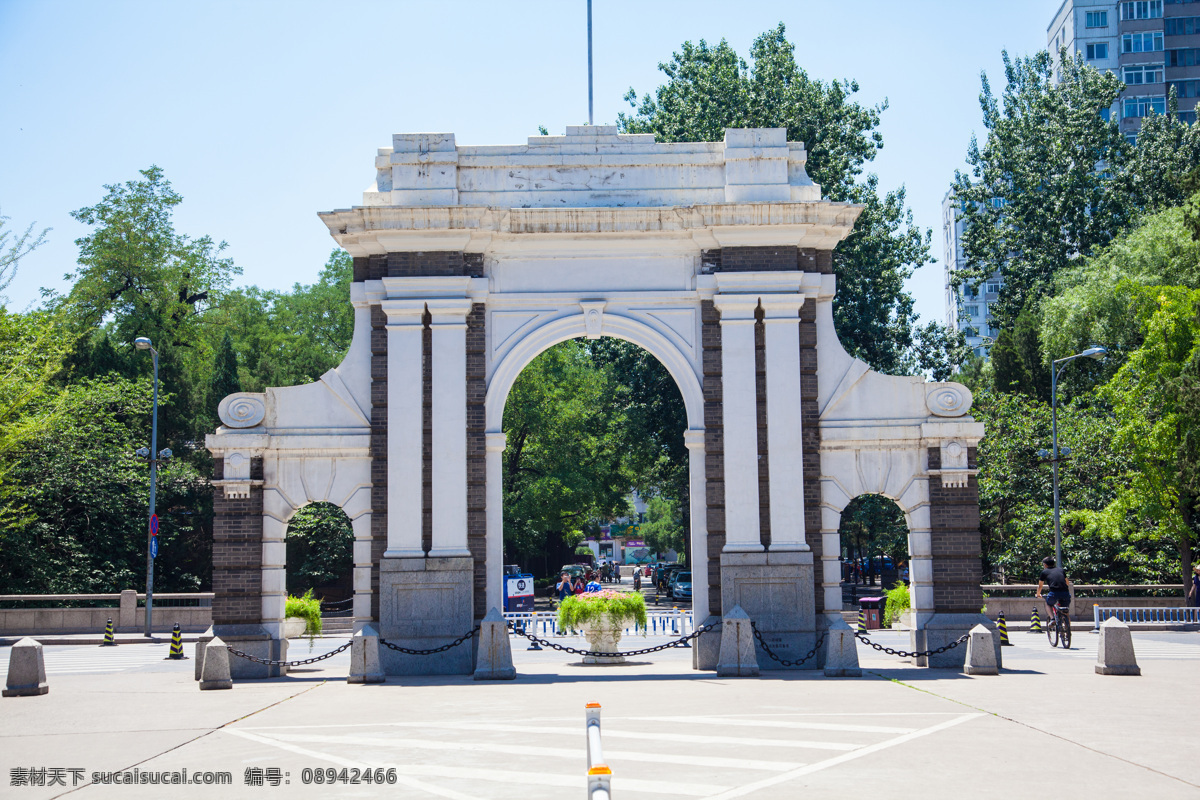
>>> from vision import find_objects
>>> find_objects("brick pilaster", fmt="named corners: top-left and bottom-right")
top-left (928, 447), bottom-right (985, 614)
top-left (211, 456), bottom-right (264, 626)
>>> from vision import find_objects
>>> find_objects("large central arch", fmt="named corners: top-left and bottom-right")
top-left (206, 126), bottom-right (992, 676)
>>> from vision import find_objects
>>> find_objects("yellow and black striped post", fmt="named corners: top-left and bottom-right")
top-left (998, 611), bottom-right (1012, 646)
top-left (166, 623), bottom-right (186, 660)
top-left (857, 608), bottom-right (866, 633)
top-left (1029, 606), bottom-right (1042, 634)
top-left (101, 618), bottom-right (116, 646)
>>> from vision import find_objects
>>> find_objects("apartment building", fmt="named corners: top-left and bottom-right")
top-left (942, 191), bottom-right (1003, 359)
top-left (1048, 0), bottom-right (1200, 138)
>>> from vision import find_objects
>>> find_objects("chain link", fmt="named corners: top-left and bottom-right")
top-left (379, 626), bottom-right (480, 655)
top-left (749, 623), bottom-right (827, 668)
top-left (853, 631), bottom-right (970, 659)
top-left (508, 621), bottom-right (719, 658)
top-left (227, 640), bottom-right (352, 667)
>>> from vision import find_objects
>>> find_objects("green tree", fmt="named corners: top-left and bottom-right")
top-left (285, 502), bottom-right (354, 596)
top-left (619, 23), bottom-right (954, 375)
top-left (640, 494), bottom-right (685, 559)
top-left (0, 208), bottom-right (49, 301)
top-left (990, 328), bottom-right (1029, 395)
top-left (952, 50), bottom-right (1130, 328)
top-left (1127, 91), bottom-right (1200, 212)
top-left (208, 332), bottom-right (241, 421)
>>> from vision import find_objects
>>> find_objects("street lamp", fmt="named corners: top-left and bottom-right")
top-left (134, 337), bottom-right (171, 637)
top-left (1037, 346), bottom-right (1107, 570)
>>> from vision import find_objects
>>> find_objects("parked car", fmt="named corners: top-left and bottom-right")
top-left (658, 564), bottom-right (685, 591)
top-left (668, 571), bottom-right (692, 600)
top-left (559, 564), bottom-right (586, 581)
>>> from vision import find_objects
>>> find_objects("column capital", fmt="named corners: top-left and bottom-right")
top-left (427, 297), bottom-right (473, 324)
top-left (485, 431), bottom-right (507, 452)
top-left (683, 428), bottom-right (705, 450)
top-left (759, 293), bottom-right (806, 320)
top-left (712, 293), bottom-right (759, 321)
top-left (381, 299), bottom-right (426, 324)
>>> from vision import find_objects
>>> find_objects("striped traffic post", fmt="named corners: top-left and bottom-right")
top-left (998, 611), bottom-right (1012, 646)
top-left (101, 618), bottom-right (117, 646)
top-left (1029, 606), bottom-right (1042, 634)
top-left (167, 623), bottom-right (186, 659)
top-left (857, 608), bottom-right (866, 633)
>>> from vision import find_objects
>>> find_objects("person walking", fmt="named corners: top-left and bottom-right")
top-left (1188, 564), bottom-right (1200, 608)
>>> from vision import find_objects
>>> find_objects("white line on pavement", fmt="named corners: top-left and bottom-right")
top-left (702, 713), bottom-right (983, 799)
top-left (625, 715), bottom-right (916, 734)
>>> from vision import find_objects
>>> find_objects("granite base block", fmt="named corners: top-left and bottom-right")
top-left (379, 556), bottom-right (475, 676)
top-left (212, 625), bottom-right (287, 679)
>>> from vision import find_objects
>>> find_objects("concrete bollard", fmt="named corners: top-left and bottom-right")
top-left (822, 617), bottom-right (862, 678)
top-left (348, 623), bottom-right (385, 684)
top-left (963, 624), bottom-right (999, 675)
top-left (716, 606), bottom-right (759, 677)
top-left (1095, 616), bottom-right (1140, 676)
top-left (198, 637), bottom-right (233, 690)
top-left (194, 628), bottom-right (214, 681)
top-left (3, 637), bottom-right (49, 697)
top-left (693, 615), bottom-right (721, 671)
top-left (473, 607), bottom-right (516, 681)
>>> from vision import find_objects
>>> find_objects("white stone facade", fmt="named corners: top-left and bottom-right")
top-left (207, 126), bottom-right (985, 673)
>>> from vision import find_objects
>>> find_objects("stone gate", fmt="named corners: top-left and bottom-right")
top-left (206, 126), bottom-right (990, 677)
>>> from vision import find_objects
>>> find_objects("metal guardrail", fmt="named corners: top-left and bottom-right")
top-left (585, 703), bottom-right (611, 799)
top-left (983, 584), bottom-right (1184, 598)
top-left (504, 610), bottom-right (693, 639)
top-left (1092, 605), bottom-right (1200, 630)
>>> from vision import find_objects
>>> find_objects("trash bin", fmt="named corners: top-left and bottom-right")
top-left (859, 597), bottom-right (884, 630)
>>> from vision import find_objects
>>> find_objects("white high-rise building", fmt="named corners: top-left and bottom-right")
top-left (942, 191), bottom-right (1003, 359)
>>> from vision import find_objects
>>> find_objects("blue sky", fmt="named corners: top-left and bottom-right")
top-left (0, 0), bottom-right (1059, 324)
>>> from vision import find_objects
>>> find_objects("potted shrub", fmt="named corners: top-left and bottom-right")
top-left (284, 589), bottom-right (322, 642)
top-left (557, 589), bottom-right (647, 664)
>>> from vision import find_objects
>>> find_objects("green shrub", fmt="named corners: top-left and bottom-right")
top-left (558, 590), bottom-right (647, 630)
top-left (285, 589), bottom-right (322, 637)
top-left (883, 581), bottom-right (910, 628)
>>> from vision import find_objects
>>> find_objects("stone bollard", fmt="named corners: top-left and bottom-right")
top-left (3, 637), bottom-right (49, 697)
top-left (822, 617), bottom-right (862, 678)
top-left (693, 615), bottom-right (722, 671)
top-left (198, 637), bottom-right (233, 690)
top-left (348, 623), bottom-right (385, 684)
top-left (1095, 616), bottom-right (1140, 675)
top-left (194, 628), bottom-right (214, 681)
top-left (963, 624), bottom-right (999, 675)
top-left (716, 606), bottom-right (758, 677)
top-left (473, 607), bottom-right (516, 681)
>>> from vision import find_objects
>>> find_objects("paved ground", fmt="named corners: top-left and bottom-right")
top-left (2, 630), bottom-right (1198, 799)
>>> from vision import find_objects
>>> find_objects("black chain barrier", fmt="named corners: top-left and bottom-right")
top-left (853, 631), bottom-right (969, 659)
top-left (508, 620), bottom-right (719, 658)
top-left (379, 626), bottom-right (480, 656)
top-left (749, 623), bottom-right (827, 668)
top-left (227, 640), bottom-right (353, 667)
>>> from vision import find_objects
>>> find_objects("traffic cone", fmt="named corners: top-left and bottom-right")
top-left (998, 611), bottom-right (1013, 646)
top-left (101, 618), bottom-right (116, 646)
top-left (857, 608), bottom-right (866, 633)
top-left (166, 623), bottom-right (186, 660)
top-left (1029, 606), bottom-right (1042, 634)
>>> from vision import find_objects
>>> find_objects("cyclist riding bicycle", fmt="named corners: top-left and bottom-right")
top-left (1035, 556), bottom-right (1072, 622)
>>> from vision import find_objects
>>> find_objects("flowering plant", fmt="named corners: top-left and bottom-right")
top-left (557, 589), bottom-right (647, 630)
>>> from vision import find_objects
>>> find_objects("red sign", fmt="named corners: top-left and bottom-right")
top-left (149, 514), bottom-right (159, 536)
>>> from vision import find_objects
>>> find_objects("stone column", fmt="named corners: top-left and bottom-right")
top-left (485, 431), bottom-right (507, 612)
top-left (761, 295), bottom-right (807, 551)
top-left (384, 304), bottom-right (425, 557)
top-left (906, 504), bottom-right (936, 621)
top-left (351, 514), bottom-right (373, 628)
top-left (713, 294), bottom-right (762, 552)
top-left (428, 300), bottom-right (472, 557)
top-left (260, 514), bottom-right (288, 641)
top-left (684, 429), bottom-right (709, 622)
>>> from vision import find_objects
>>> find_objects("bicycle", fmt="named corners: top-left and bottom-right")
top-left (1044, 598), bottom-right (1071, 649)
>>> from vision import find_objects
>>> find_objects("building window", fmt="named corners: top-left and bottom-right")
top-left (964, 305), bottom-right (980, 318)
top-left (1086, 10), bottom-right (1109, 26)
top-left (1165, 16), bottom-right (1199, 34)
top-left (1167, 48), bottom-right (1200, 66)
top-left (1100, 106), bottom-right (1113, 122)
top-left (1124, 64), bottom-right (1165, 84)
top-left (1171, 80), bottom-right (1199, 98)
top-left (1123, 32), bottom-right (1164, 53)
top-left (1124, 95), bottom-right (1168, 117)
top-left (986, 282), bottom-right (1002, 294)
top-left (1086, 42), bottom-right (1110, 59)
top-left (1121, 0), bottom-right (1163, 18)
top-left (1179, 110), bottom-right (1199, 123)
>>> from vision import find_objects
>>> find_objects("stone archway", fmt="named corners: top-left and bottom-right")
top-left (207, 125), bottom-right (992, 676)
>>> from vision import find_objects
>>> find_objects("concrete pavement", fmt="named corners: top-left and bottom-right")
top-left (2, 631), bottom-right (1198, 799)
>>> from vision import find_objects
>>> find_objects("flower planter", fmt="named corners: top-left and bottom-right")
top-left (283, 617), bottom-right (308, 639)
top-left (578, 618), bottom-right (629, 664)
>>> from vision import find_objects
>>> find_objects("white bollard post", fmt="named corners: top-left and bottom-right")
top-left (474, 607), bottom-right (516, 680)
top-left (3, 637), bottom-right (49, 697)
top-left (963, 624), bottom-right (999, 675)
top-left (822, 618), bottom-right (862, 677)
top-left (1095, 616), bottom-right (1140, 675)
top-left (348, 623), bottom-right (385, 684)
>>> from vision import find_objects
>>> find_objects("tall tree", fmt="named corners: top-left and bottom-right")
top-left (209, 331), bottom-right (241, 420)
top-left (618, 23), bottom-right (955, 375)
top-left (951, 50), bottom-right (1130, 328)
top-left (0, 208), bottom-right (49, 301)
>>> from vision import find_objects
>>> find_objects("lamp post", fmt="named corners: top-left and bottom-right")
top-left (134, 337), bottom-right (171, 637)
top-left (1038, 346), bottom-right (1107, 569)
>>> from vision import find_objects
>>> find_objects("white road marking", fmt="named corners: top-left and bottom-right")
top-left (267, 731), bottom-right (804, 772)
top-left (626, 715), bottom-right (915, 734)
top-left (223, 728), bottom-right (477, 800)
top-left (702, 713), bottom-right (983, 799)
